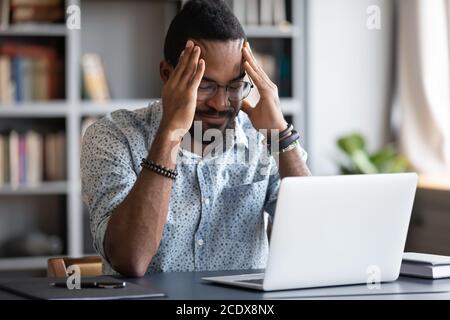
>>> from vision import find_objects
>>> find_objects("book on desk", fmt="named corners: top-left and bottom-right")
top-left (401, 252), bottom-right (450, 279)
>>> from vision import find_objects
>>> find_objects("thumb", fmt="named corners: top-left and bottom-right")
top-left (240, 99), bottom-right (254, 116)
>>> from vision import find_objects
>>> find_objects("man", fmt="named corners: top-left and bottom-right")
top-left (81, 0), bottom-right (311, 277)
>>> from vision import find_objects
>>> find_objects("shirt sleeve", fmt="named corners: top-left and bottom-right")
top-left (263, 146), bottom-right (308, 218)
top-left (81, 120), bottom-right (137, 262)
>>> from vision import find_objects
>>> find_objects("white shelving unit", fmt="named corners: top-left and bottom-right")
top-left (0, 0), bottom-right (307, 271)
top-left (244, 24), bottom-right (301, 38)
top-left (0, 181), bottom-right (68, 196)
top-left (0, 24), bottom-right (68, 37)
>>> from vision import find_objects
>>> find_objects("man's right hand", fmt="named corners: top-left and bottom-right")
top-left (159, 40), bottom-right (205, 138)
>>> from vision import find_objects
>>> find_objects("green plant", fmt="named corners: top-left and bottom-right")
top-left (337, 133), bottom-right (409, 174)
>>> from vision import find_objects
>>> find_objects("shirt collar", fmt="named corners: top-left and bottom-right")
top-left (234, 116), bottom-right (249, 150)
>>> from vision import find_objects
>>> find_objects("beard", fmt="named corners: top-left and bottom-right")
top-left (188, 102), bottom-right (241, 146)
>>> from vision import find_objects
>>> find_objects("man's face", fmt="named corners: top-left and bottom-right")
top-left (190, 39), bottom-right (245, 134)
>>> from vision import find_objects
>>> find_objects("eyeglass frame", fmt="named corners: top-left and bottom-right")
top-left (196, 75), bottom-right (254, 102)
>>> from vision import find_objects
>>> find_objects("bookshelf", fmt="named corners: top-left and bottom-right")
top-left (0, 0), bottom-right (307, 270)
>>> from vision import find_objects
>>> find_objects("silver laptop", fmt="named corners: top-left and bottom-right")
top-left (202, 173), bottom-right (418, 291)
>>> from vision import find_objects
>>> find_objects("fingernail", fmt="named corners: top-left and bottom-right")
top-left (186, 40), bottom-right (193, 48)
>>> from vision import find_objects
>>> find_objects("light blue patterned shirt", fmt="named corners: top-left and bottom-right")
top-left (81, 100), bottom-right (307, 275)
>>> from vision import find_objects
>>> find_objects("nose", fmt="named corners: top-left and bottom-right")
top-left (205, 86), bottom-right (229, 112)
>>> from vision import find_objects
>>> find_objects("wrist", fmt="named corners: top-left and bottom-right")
top-left (273, 119), bottom-right (289, 132)
top-left (156, 124), bottom-right (187, 144)
top-left (261, 120), bottom-right (289, 139)
top-left (148, 129), bottom-right (183, 169)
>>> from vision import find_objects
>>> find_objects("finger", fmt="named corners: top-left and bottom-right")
top-left (243, 44), bottom-right (274, 87)
top-left (242, 46), bottom-right (271, 83)
top-left (240, 99), bottom-right (254, 117)
top-left (243, 60), bottom-right (266, 89)
top-left (181, 45), bottom-right (201, 85)
top-left (171, 40), bottom-right (195, 82)
top-left (190, 58), bottom-right (205, 88)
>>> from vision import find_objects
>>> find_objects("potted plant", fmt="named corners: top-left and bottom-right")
top-left (337, 133), bottom-right (410, 174)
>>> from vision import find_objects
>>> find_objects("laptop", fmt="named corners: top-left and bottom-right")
top-left (202, 173), bottom-right (418, 291)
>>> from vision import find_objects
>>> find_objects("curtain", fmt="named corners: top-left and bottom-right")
top-left (397, 0), bottom-right (450, 174)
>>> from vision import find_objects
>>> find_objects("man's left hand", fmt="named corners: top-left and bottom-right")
top-left (241, 41), bottom-right (288, 134)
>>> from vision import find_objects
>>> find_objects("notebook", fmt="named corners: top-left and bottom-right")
top-left (401, 252), bottom-right (450, 279)
top-left (0, 276), bottom-right (165, 300)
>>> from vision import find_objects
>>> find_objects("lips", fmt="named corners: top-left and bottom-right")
top-left (195, 112), bottom-right (228, 125)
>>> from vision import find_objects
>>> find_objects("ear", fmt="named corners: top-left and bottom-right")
top-left (159, 60), bottom-right (174, 83)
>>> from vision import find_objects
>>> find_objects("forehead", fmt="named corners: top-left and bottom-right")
top-left (192, 39), bottom-right (244, 83)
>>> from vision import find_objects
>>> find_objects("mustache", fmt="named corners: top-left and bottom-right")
top-left (196, 107), bottom-right (236, 118)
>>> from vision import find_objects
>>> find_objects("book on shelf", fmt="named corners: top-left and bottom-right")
top-left (9, 0), bottom-right (63, 24)
top-left (245, 0), bottom-right (259, 26)
top-left (8, 130), bottom-right (19, 188)
top-left (0, 55), bottom-right (13, 104)
top-left (11, 6), bottom-right (64, 24)
top-left (0, 130), bottom-right (65, 189)
top-left (0, 134), bottom-right (6, 185)
top-left (260, 0), bottom-right (273, 25)
top-left (232, 0), bottom-right (245, 26)
top-left (273, 0), bottom-right (288, 26)
top-left (81, 53), bottom-right (111, 103)
top-left (44, 131), bottom-right (65, 182)
top-left (10, 0), bottom-right (61, 6)
top-left (0, 43), bottom-right (63, 104)
top-left (26, 130), bottom-right (43, 186)
top-left (0, 0), bottom-right (11, 30)
top-left (232, 0), bottom-right (288, 27)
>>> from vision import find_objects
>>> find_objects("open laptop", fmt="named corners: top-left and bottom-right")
top-left (202, 173), bottom-right (418, 291)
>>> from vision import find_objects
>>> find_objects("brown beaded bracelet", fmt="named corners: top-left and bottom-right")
top-left (140, 158), bottom-right (178, 180)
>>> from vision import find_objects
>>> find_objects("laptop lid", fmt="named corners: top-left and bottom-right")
top-left (263, 173), bottom-right (418, 291)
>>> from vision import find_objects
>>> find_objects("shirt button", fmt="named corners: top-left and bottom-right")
top-left (197, 239), bottom-right (204, 246)
top-left (203, 197), bottom-right (210, 205)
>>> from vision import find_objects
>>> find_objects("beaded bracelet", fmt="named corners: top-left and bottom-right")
top-left (267, 123), bottom-right (293, 146)
top-left (140, 158), bottom-right (178, 180)
top-left (271, 140), bottom-right (300, 156)
top-left (269, 130), bottom-right (300, 155)
top-left (279, 130), bottom-right (300, 150)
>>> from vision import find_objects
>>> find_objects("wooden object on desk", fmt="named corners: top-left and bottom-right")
top-left (418, 174), bottom-right (450, 192)
top-left (47, 256), bottom-right (102, 278)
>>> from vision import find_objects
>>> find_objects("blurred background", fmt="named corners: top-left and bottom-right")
top-left (0, 0), bottom-right (449, 275)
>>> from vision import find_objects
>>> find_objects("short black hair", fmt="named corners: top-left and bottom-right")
top-left (164, 0), bottom-right (246, 66)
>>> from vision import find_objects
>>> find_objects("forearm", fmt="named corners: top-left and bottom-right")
top-left (105, 130), bottom-right (180, 277)
top-left (275, 145), bottom-right (311, 178)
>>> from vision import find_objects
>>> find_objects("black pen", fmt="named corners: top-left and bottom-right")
top-left (50, 281), bottom-right (126, 289)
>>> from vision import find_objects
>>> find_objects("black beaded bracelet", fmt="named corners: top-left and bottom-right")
top-left (140, 158), bottom-right (178, 179)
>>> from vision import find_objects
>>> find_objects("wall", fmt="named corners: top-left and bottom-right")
top-left (306, 0), bottom-right (394, 175)
top-left (81, 0), bottom-right (169, 99)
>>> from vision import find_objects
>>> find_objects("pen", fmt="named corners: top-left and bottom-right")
top-left (50, 281), bottom-right (126, 289)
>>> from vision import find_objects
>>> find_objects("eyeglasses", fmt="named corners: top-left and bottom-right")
top-left (197, 78), bottom-right (254, 102)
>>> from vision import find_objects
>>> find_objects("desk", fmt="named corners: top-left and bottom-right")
top-left (1, 269), bottom-right (450, 300)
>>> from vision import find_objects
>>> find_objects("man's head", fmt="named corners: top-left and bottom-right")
top-left (161, 0), bottom-right (249, 141)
